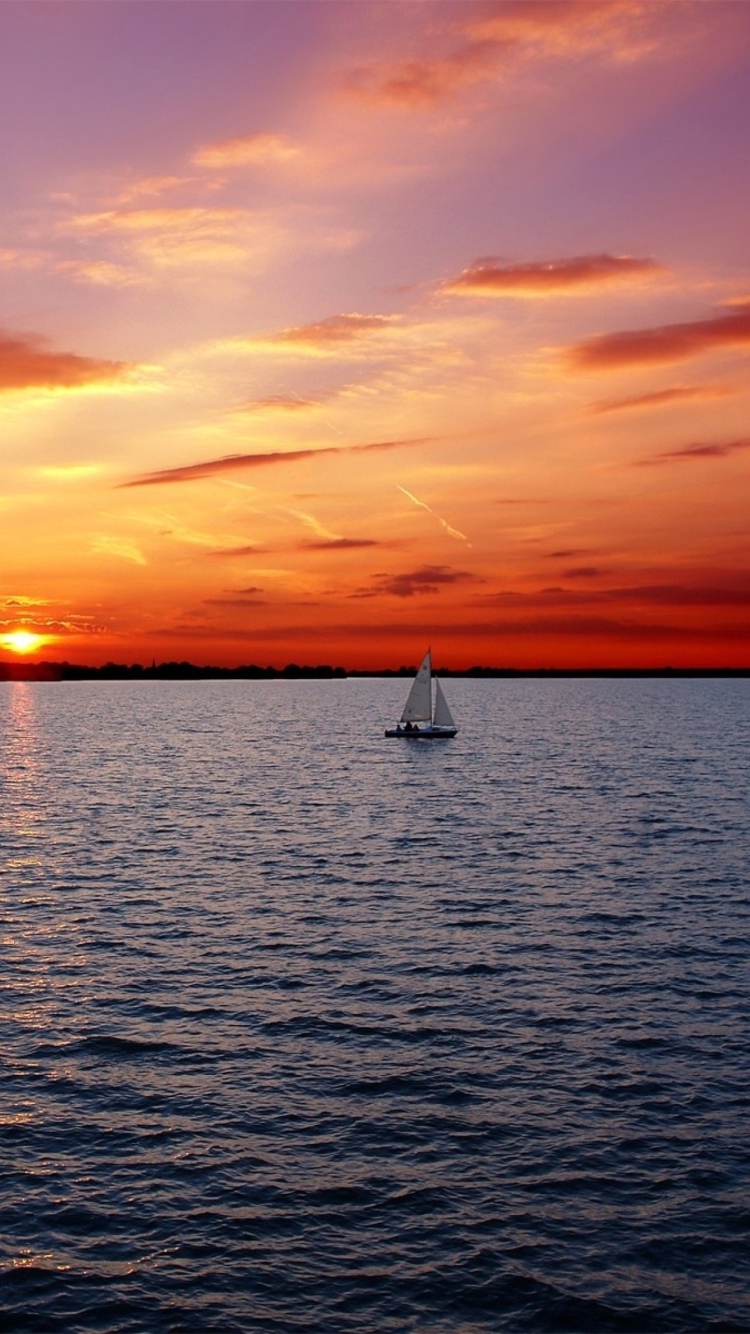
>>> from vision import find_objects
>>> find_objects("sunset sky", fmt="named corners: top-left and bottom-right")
top-left (1, 0), bottom-right (749, 669)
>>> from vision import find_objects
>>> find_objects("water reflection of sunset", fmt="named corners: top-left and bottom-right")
top-left (1, 683), bottom-right (45, 862)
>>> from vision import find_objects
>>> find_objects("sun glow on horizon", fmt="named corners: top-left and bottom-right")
top-left (1, 630), bottom-right (48, 656)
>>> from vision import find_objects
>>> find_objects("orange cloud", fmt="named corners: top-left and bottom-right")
top-left (638, 437), bottom-right (750, 466)
top-left (0, 332), bottom-right (129, 392)
top-left (445, 253), bottom-right (661, 297)
top-left (67, 205), bottom-right (284, 271)
top-left (0, 614), bottom-right (101, 636)
top-left (589, 384), bottom-right (729, 414)
top-left (302, 538), bottom-right (382, 551)
top-left (115, 174), bottom-right (190, 204)
top-left (273, 313), bottom-right (396, 347)
top-left (345, 0), bottom-right (657, 109)
top-left (3, 595), bottom-right (51, 607)
top-left (568, 301), bottom-right (750, 371)
top-left (71, 206), bottom-right (242, 235)
top-left (192, 132), bottom-right (299, 169)
top-left (347, 41), bottom-right (497, 109)
top-left (468, 0), bottom-right (650, 54)
top-left (122, 436), bottom-right (432, 488)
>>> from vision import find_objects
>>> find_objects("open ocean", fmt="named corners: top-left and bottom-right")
top-left (1, 676), bottom-right (749, 1333)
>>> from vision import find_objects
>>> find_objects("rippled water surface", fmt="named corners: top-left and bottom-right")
top-left (1, 677), bottom-right (749, 1332)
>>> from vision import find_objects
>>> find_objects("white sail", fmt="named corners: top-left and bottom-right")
top-left (400, 650), bottom-right (433, 722)
top-left (432, 677), bottom-right (456, 729)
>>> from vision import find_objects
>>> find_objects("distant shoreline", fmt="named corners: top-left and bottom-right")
top-left (2, 661), bottom-right (749, 682)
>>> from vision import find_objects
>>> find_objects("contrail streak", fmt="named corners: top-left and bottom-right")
top-left (397, 484), bottom-right (471, 545)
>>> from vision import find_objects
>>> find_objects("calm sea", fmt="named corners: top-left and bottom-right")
top-left (1, 677), bottom-right (749, 1333)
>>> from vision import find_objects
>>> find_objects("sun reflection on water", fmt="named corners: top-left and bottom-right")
top-left (1, 683), bottom-right (46, 858)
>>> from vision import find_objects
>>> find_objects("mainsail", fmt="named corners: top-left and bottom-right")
top-left (432, 677), bottom-right (456, 729)
top-left (400, 650), bottom-right (433, 723)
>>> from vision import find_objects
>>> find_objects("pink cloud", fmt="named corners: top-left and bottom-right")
top-left (344, 1), bottom-right (659, 110)
top-left (272, 313), bottom-right (396, 347)
top-left (568, 301), bottom-right (750, 371)
top-left (445, 253), bottom-right (661, 297)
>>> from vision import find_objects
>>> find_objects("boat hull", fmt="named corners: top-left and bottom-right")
top-left (384, 725), bottom-right (457, 739)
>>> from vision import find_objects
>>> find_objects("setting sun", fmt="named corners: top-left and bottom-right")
top-left (1, 630), bottom-right (47, 656)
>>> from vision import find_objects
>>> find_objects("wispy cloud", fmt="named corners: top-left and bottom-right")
top-left (397, 484), bottom-right (470, 545)
top-left (271, 313), bottom-right (397, 350)
top-left (70, 205), bottom-right (242, 236)
top-left (207, 544), bottom-right (267, 559)
top-left (480, 579), bottom-right (750, 610)
top-left (192, 131), bottom-right (300, 169)
top-left (588, 384), bottom-right (730, 414)
top-left (279, 506), bottom-right (340, 542)
top-left (91, 536), bottom-right (147, 566)
top-left (0, 331), bottom-right (129, 392)
top-left (3, 595), bottom-right (52, 608)
top-left (225, 310), bottom-right (462, 370)
top-left (302, 537), bottom-right (381, 551)
top-left (58, 259), bottom-right (141, 288)
top-left (65, 205), bottom-right (287, 271)
top-left (444, 253), bottom-right (662, 298)
top-left (1, 615), bottom-right (99, 637)
top-left (568, 300), bottom-right (750, 371)
top-left (123, 437), bottom-right (432, 488)
top-left (468, 1), bottom-right (654, 50)
top-left (114, 174), bottom-right (191, 205)
top-left (637, 437), bottom-right (750, 466)
top-left (345, 40), bottom-right (496, 110)
top-left (0, 248), bottom-right (46, 271)
top-left (343, 0), bottom-right (660, 110)
top-left (234, 394), bottom-right (322, 413)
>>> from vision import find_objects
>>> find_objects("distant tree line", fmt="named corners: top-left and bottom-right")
top-left (0, 661), bottom-right (348, 681)
top-left (1, 660), bottom-right (748, 682)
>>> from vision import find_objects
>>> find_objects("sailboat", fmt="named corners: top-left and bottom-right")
top-left (385, 650), bottom-right (458, 738)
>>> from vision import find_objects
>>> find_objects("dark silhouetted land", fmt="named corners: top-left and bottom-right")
top-left (1, 660), bottom-right (748, 682)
